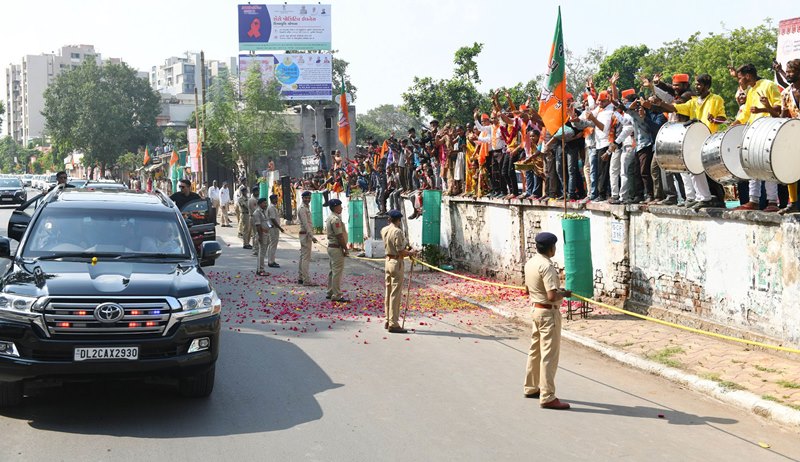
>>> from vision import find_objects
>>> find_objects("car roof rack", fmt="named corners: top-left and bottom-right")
top-left (44, 184), bottom-right (67, 204)
top-left (153, 189), bottom-right (173, 208)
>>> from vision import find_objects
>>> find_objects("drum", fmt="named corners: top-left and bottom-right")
top-left (655, 122), bottom-right (709, 174)
top-left (700, 125), bottom-right (749, 185)
top-left (741, 117), bottom-right (800, 184)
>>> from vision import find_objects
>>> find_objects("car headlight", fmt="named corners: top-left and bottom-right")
top-left (175, 291), bottom-right (221, 320)
top-left (0, 294), bottom-right (38, 313)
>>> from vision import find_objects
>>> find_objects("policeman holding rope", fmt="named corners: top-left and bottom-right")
top-left (381, 210), bottom-right (417, 333)
top-left (325, 199), bottom-right (349, 303)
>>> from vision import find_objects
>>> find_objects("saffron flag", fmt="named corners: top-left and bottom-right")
top-left (338, 81), bottom-right (351, 147)
top-left (169, 149), bottom-right (179, 166)
top-left (538, 7), bottom-right (567, 135)
top-left (142, 147), bottom-right (150, 166)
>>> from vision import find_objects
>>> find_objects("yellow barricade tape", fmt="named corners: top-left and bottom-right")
top-left (407, 256), bottom-right (800, 355)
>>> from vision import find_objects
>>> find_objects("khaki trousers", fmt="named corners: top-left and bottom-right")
top-left (523, 308), bottom-right (562, 404)
top-left (384, 259), bottom-right (404, 328)
top-left (251, 222), bottom-right (260, 255)
top-left (256, 233), bottom-right (269, 272)
top-left (240, 214), bottom-right (251, 246)
top-left (219, 204), bottom-right (231, 225)
top-left (299, 235), bottom-right (312, 282)
top-left (326, 247), bottom-right (345, 300)
top-left (267, 228), bottom-right (279, 264)
top-left (211, 199), bottom-right (220, 224)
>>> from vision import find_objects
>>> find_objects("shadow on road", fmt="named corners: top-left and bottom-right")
top-left (1, 330), bottom-right (343, 438)
top-left (413, 329), bottom-right (516, 341)
top-left (566, 399), bottom-right (738, 425)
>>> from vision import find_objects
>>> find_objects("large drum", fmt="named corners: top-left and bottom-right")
top-left (700, 125), bottom-right (750, 185)
top-left (741, 117), bottom-right (800, 184)
top-left (655, 122), bottom-right (709, 174)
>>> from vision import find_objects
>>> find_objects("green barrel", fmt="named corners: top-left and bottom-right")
top-left (561, 217), bottom-right (594, 299)
top-left (348, 198), bottom-right (363, 244)
top-left (311, 192), bottom-right (323, 228)
top-left (422, 189), bottom-right (442, 245)
top-left (259, 182), bottom-right (269, 199)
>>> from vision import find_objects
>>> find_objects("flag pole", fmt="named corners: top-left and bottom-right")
top-left (562, 99), bottom-right (567, 214)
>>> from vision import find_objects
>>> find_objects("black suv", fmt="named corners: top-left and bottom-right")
top-left (0, 187), bottom-right (223, 406)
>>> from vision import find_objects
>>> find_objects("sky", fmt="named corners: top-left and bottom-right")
top-left (0, 0), bottom-right (792, 134)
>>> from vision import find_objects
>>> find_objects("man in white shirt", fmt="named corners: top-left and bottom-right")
top-left (475, 110), bottom-right (508, 198)
top-left (585, 91), bottom-right (615, 201)
top-left (208, 180), bottom-right (220, 225)
top-left (219, 182), bottom-right (231, 227)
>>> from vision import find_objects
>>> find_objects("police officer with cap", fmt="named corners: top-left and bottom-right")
top-left (381, 209), bottom-right (416, 333)
top-left (266, 194), bottom-right (284, 268)
top-left (247, 186), bottom-right (260, 256)
top-left (237, 186), bottom-right (252, 249)
top-left (523, 231), bottom-right (572, 410)
top-left (252, 197), bottom-right (270, 276)
top-left (324, 198), bottom-right (349, 302)
top-left (297, 191), bottom-right (317, 285)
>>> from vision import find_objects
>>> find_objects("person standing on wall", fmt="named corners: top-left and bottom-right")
top-left (325, 199), bottom-right (349, 303)
top-left (523, 232), bottom-right (572, 410)
top-left (266, 194), bottom-right (284, 268)
top-left (297, 191), bottom-right (318, 285)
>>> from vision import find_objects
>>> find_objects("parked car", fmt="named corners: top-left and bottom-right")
top-left (0, 178), bottom-right (27, 205)
top-left (0, 187), bottom-right (222, 406)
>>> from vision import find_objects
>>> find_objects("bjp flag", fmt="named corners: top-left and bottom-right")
top-left (142, 147), bottom-right (150, 166)
top-left (337, 81), bottom-right (351, 147)
top-left (169, 149), bottom-right (179, 166)
top-left (538, 7), bottom-right (568, 135)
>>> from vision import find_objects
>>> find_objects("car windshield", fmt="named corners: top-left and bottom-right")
top-left (21, 207), bottom-right (190, 259)
top-left (0, 179), bottom-right (21, 187)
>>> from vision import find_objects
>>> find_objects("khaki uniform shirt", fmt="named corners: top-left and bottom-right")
top-left (237, 196), bottom-right (249, 214)
top-left (524, 253), bottom-right (561, 305)
top-left (298, 204), bottom-right (313, 234)
top-left (326, 212), bottom-right (346, 245)
top-left (381, 224), bottom-right (406, 256)
top-left (266, 204), bottom-right (279, 227)
top-left (247, 197), bottom-right (258, 216)
top-left (252, 208), bottom-right (268, 233)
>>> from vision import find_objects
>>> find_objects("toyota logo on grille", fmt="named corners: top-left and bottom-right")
top-left (94, 303), bottom-right (125, 323)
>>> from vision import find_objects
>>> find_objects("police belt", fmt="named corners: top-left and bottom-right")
top-left (534, 303), bottom-right (556, 309)
top-left (328, 244), bottom-right (340, 248)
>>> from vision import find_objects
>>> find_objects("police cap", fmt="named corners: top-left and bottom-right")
top-left (301, 191), bottom-right (312, 197)
top-left (269, 194), bottom-right (278, 200)
top-left (535, 232), bottom-right (558, 246)
top-left (388, 210), bottom-right (403, 219)
top-left (327, 198), bottom-right (342, 208)
top-left (257, 197), bottom-right (267, 204)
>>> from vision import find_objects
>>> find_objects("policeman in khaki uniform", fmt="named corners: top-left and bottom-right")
top-left (247, 186), bottom-right (260, 256)
top-left (297, 191), bottom-right (318, 285)
top-left (523, 232), bottom-right (572, 410)
top-left (252, 197), bottom-right (270, 276)
top-left (237, 187), bottom-right (252, 249)
top-left (325, 199), bottom-right (349, 302)
top-left (266, 194), bottom-right (283, 268)
top-left (381, 210), bottom-right (416, 333)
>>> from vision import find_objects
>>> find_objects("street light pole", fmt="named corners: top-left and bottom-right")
top-left (306, 105), bottom-right (318, 141)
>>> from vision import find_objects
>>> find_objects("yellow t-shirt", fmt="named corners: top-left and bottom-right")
top-left (674, 93), bottom-right (727, 134)
top-left (736, 79), bottom-right (782, 125)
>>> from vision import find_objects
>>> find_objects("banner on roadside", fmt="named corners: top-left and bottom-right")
top-left (238, 4), bottom-right (331, 51)
top-left (777, 18), bottom-right (800, 72)
top-left (239, 53), bottom-right (333, 100)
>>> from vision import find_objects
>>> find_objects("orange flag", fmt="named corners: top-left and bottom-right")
top-left (337, 81), bottom-right (351, 147)
top-left (538, 7), bottom-right (568, 135)
top-left (169, 149), bottom-right (179, 166)
top-left (142, 147), bottom-right (150, 166)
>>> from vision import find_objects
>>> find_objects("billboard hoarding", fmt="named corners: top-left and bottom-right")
top-left (238, 4), bottom-right (331, 51)
top-left (239, 53), bottom-right (333, 101)
top-left (778, 17), bottom-right (800, 73)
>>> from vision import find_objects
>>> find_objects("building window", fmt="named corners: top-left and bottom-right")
top-left (70, 53), bottom-right (80, 59)
top-left (325, 117), bottom-right (333, 130)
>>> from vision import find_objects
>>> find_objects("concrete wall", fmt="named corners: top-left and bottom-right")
top-left (333, 193), bottom-right (800, 347)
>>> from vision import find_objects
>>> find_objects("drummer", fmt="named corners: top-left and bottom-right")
top-left (779, 59), bottom-right (800, 215)
top-left (730, 63), bottom-right (782, 212)
top-left (651, 73), bottom-right (727, 210)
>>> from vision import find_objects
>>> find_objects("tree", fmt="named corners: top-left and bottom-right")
top-left (0, 101), bottom-right (4, 130)
top-left (162, 126), bottom-right (188, 149)
top-left (565, 46), bottom-right (606, 97)
top-left (115, 151), bottom-right (144, 174)
top-left (204, 67), bottom-right (296, 181)
top-left (0, 136), bottom-right (39, 173)
top-left (355, 104), bottom-right (426, 143)
top-left (595, 45), bottom-right (650, 93)
top-left (42, 59), bottom-right (161, 173)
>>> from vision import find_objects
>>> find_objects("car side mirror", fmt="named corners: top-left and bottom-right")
top-left (0, 237), bottom-right (11, 258)
top-left (200, 241), bottom-right (222, 261)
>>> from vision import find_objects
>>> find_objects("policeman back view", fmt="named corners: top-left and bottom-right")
top-left (324, 199), bottom-right (349, 302)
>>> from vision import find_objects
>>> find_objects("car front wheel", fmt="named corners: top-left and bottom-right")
top-left (178, 366), bottom-right (215, 398)
top-left (0, 381), bottom-right (23, 407)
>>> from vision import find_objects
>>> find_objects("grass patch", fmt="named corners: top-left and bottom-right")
top-left (701, 373), bottom-right (744, 390)
top-left (790, 404), bottom-right (800, 412)
top-left (754, 365), bottom-right (780, 374)
top-left (776, 380), bottom-right (800, 389)
top-left (762, 395), bottom-right (780, 402)
top-left (646, 347), bottom-right (685, 368)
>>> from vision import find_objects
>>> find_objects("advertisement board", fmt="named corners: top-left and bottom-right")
top-left (239, 53), bottom-right (333, 100)
top-left (238, 4), bottom-right (331, 51)
top-left (778, 18), bottom-right (800, 72)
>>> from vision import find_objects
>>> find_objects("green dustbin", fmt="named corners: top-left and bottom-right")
top-left (422, 189), bottom-right (441, 245)
top-left (561, 217), bottom-right (593, 299)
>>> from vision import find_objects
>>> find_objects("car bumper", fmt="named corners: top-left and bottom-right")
top-left (0, 315), bottom-right (220, 382)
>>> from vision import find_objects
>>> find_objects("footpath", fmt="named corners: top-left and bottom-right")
top-left (216, 216), bottom-right (800, 431)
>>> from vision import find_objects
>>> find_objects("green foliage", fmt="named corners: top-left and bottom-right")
top-left (453, 42), bottom-right (484, 84)
top-left (162, 126), bottom-right (187, 149)
top-left (0, 136), bottom-right (39, 172)
top-left (420, 244), bottom-right (448, 268)
top-left (115, 151), bottom-right (144, 173)
top-left (596, 45), bottom-right (650, 92)
top-left (0, 101), bottom-right (4, 129)
top-left (42, 59), bottom-right (161, 171)
top-left (565, 46), bottom-right (606, 97)
top-left (204, 67), bottom-right (296, 182)
top-left (355, 104), bottom-right (425, 143)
